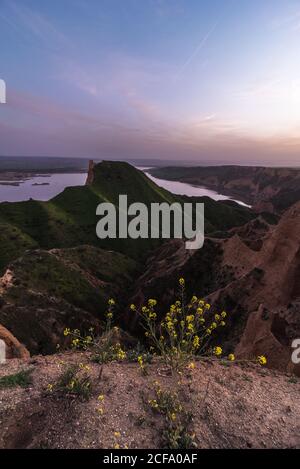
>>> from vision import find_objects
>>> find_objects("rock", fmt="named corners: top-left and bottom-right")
top-left (0, 323), bottom-right (30, 359)
top-left (130, 201), bottom-right (300, 374)
top-left (85, 160), bottom-right (95, 185)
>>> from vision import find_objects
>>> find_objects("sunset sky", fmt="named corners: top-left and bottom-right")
top-left (1, 0), bottom-right (300, 165)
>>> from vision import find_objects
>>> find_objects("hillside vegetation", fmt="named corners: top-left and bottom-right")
top-left (0, 162), bottom-right (254, 271)
top-left (0, 246), bottom-right (138, 354)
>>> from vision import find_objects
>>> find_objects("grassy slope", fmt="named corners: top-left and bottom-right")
top-left (0, 162), bottom-right (255, 271)
top-left (5, 247), bottom-right (138, 315)
top-left (0, 245), bottom-right (139, 354)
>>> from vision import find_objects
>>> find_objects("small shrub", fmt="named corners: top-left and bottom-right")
top-left (162, 422), bottom-right (196, 450)
top-left (126, 346), bottom-right (153, 364)
top-left (288, 377), bottom-right (298, 384)
top-left (130, 278), bottom-right (267, 373)
top-left (64, 299), bottom-right (127, 364)
top-left (148, 383), bottom-right (196, 449)
top-left (48, 364), bottom-right (92, 401)
top-left (0, 369), bottom-right (33, 389)
top-left (130, 278), bottom-right (228, 372)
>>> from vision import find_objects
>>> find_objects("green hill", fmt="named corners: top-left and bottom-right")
top-left (0, 161), bottom-right (255, 272)
top-left (0, 246), bottom-right (138, 354)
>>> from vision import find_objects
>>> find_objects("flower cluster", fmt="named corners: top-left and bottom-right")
top-left (63, 327), bottom-right (94, 350)
top-left (131, 278), bottom-right (230, 372)
top-left (148, 382), bottom-right (196, 449)
top-left (257, 355), bottom-right (267, 366)
top-left (47, 364), bottom-right (92, 401)
top-left (96, 394), bottom-right (105, 415)
top-left (62, 299), bottom-right (127, 364)
top-left (113, 431), bottom-right (128, 450)
top-left (137, 355), bottom-right (147, 375)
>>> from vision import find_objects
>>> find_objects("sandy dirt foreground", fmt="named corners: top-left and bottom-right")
top-left (0, 352), bottom-right (299, 449)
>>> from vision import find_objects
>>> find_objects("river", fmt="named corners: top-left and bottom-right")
top-left (0, 167), bottom-right (250, 207)
top-left (139, 168), bottom-right (250, 207)
top-left (0, 173), bottom-right (87, 203)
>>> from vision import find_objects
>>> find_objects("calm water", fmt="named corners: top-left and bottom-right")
top-left (0, 173), bottom-right (87, 203)
top-left (0, 168), bottom-right (250, 207)
top-left (139, 169), bottom-right (250, 207)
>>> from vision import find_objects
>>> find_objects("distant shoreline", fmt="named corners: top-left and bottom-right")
top-left (0, 169), bottom-right (87, 186)
top-left (1, 156), bottom-right (299, 171)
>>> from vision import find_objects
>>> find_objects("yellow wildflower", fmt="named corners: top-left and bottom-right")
top-left (137, 355), bottom-right (144, 369)
top-left (149, 399), bottom-right (158, 408)
top-left (193, 335), bottom-right (200, 349)
top-left (79, 363), bottom-right (90, 371)
top-left (214, 346), bottom-right (222, 357)
top-left (117, 349), bottom-right (126, 360)
top-left (72, 338), bottom-right (80, 347)
top-left (186, 315), bottom-right (195, 323)
top-left (257, 355), bottom-right (267, 366)
top-left (228, 354), bottom-right (235, 361)
top-left (148, 299), bottom-right (157, 307)
top-left (148, 312), bottom-right (157, 320)
top-left (179, 278), bottom-right (185, 286)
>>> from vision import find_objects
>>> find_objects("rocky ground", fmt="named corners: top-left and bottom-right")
top-left (0, 352), bottom-right (299, 449)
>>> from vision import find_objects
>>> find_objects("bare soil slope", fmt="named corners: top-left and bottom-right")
top-left (0, 352), bottom-right (299, 449)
